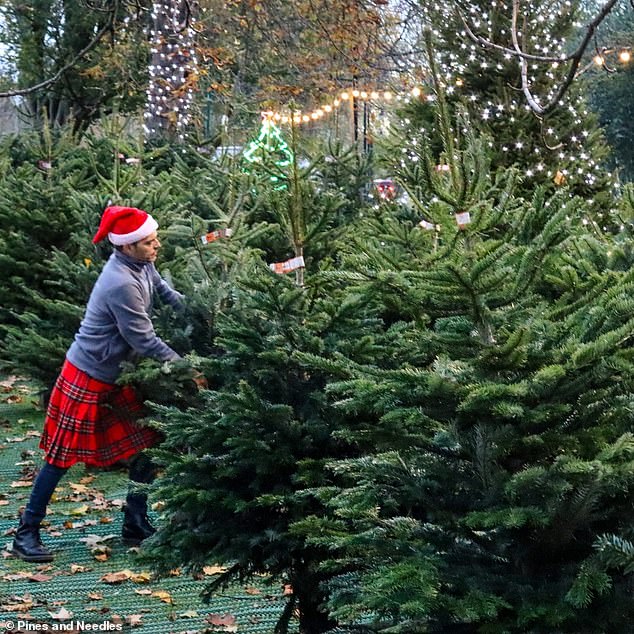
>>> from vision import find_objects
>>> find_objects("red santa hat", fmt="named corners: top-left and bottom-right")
top-left (92, 206), bottom-right (159, 245)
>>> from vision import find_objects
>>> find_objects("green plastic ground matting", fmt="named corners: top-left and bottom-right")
top-left (0, 379), bottom-right (297, 633)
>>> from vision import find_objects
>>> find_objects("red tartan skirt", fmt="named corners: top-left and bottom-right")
top-left (40, 359), bottom-right (161, 469)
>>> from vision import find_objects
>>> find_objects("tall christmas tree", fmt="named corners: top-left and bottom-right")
top-left (398, 9), bottom-right (612, 220)
top-left (289, 74), bottom-right (634, 632)
top-left (141, 136), bottom-right (376, 633)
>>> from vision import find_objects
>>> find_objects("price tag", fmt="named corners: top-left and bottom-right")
top-left (269, 255), bottom-right (305, 274)
top-left (455, 211), bottom-right (471, 228)
top-left (201, 228), bottom-right (233, 244)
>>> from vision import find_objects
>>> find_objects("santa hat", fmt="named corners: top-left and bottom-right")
top-left (92, 206), bottom-right (159, 245)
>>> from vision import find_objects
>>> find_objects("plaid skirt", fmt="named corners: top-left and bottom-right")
top-left (40, 359), bottom-right (161, 468)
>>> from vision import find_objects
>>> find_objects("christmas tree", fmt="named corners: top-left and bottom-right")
top-left (397, 11), bottom-right (612, 219)
top-left (141, 139), bottom-right (377, 633)
top-left (288, 79), bottom-right (634, 631)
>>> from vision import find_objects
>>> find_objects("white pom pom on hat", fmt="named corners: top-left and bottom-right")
top-left (92, 206), bottom-right (159, 245)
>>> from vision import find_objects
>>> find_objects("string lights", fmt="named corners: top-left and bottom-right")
top-left (591, 47), bottom-right (632, 69)
top-left (262, 85), bottom-right (432, 127)
top-left (144, 0), bottom-right (199, 139)
top-left (243, 114), bottom-right (294, 186)
top-left (404, 0), bottom-right (624, 206)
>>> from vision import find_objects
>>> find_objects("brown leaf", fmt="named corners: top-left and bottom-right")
top-left (79, 534), bottom-right (118, 548)
top-left (125, 614), bottom-right (144, 627)
top-left (0, 376), bottom-right (19, 388)
top-left (93, 553), bottom-right (109, 562)
top-left (87, 592), bottom-right (103, 601)
top-left (69, 482), bottom-right (91, 494)
top-left (206, 613), bottom-right (237, 626)
top-left (203, 564), bottom-right (228, 576)
top-left (151, 590), bottom-right (173, 604)
top-left (100, 570), bottom-right (133, 584)
top-left (129, 571), bottom-right (151, 584)
top-left (244, 586), bottom-right (262, 595)
top-left (28, 573), bottom-right (53, 582)
top-left (11, 479), bottom-right (33, 487)
top-left (2, 594), bottom-right (35, 611)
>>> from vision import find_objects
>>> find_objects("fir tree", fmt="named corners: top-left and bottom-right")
top-left (397, 14), bottom-right (612, 218)
top-left (291, 81), bottom-right (634, 632)
top-left (141, 142), bottom-right (377, 633)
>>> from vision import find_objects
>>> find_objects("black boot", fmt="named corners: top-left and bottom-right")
top-left (122, 493), bottom-right (156, 545)
top-left (12, 516), bottom-right (54, 563)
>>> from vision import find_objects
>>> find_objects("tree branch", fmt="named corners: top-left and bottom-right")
top-left (458, 0), bottom-right (623, 115)
top-left (0, 0), bottom-right (120, 99)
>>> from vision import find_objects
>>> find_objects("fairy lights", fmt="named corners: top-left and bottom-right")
top-left (144, 0), bottom-right (199, 139)
top-left (408, 0), bottom-right (627, 197)
top-left (263, 85), bottom-right (428, 127)
top-left (243, 113), bottom-right (294, 186)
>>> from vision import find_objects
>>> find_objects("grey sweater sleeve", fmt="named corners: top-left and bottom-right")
top-left (108, 282), bottom-right (180, 361)
top-left (151, 265), bottom-right (185, 310)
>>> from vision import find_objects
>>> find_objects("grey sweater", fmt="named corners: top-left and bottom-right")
top-left (66, 250), bottom-right (184, 383)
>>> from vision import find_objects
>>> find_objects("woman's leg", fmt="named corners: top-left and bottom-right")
top-left (122, 451), bottom-right (158, 544)
top-left (23, 462), bottom-right (68, 525)
top-left (13, 462), bottom-right (68, 562)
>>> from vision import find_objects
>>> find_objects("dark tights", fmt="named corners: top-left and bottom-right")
top-left (22, 453), bottom-right (156, 526)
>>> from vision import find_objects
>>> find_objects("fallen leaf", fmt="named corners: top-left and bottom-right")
top-left (70, 564), bottom-right (91, 574)
top-left (68, 504), bottom-right (90, 516)
top-left (28, 573), bottom-right (53, 582)
top-left (79, 534), bottom-right (118, 548)
top-left (179, 610), bottom-right (199, 618)
top-left (0, 376), bottom-right (18, 388)
top-left (93, 553), bottom-right (109, 562)
top-left (3, 572), bottom-right (31, 581)
top-left (49, 607), bottom-right (73, 621)
top-left (130, 571), bottom-right (151, 584)
top-left (69, 482), bottom-right (90, 494)
top-left (134, 589), bottom-right (153, 596)
top-left (87, 592), bottom-right (103, 601)
top-left (203, 564), bottom-right (228, 576)
top-left (151, 590), bottom-right (173, 604)
top-left (125, 614), bottom-right (144, 627)
top-left (100, 570), bottom-right (133, 584)
top-left (11, 480), bottom-right (33, 487)
top-left (244, 586), bottom-right (261, 595)
top-left (206, 613), bottom-right (237, 626)
top-left (1, 594), bottom-right (35, 611)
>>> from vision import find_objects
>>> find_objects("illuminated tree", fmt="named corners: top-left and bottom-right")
top-left (144, 0), bottom-right (200, 140)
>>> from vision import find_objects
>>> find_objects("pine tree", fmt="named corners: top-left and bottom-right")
top-left (397, 12), bottom-right (612, 219)
top-left (290, 81), bottom-right (634, 632)
top-left (140, 139), bottom-right (379, 633)
top-left (0, 118), bottom-right (220, 389)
